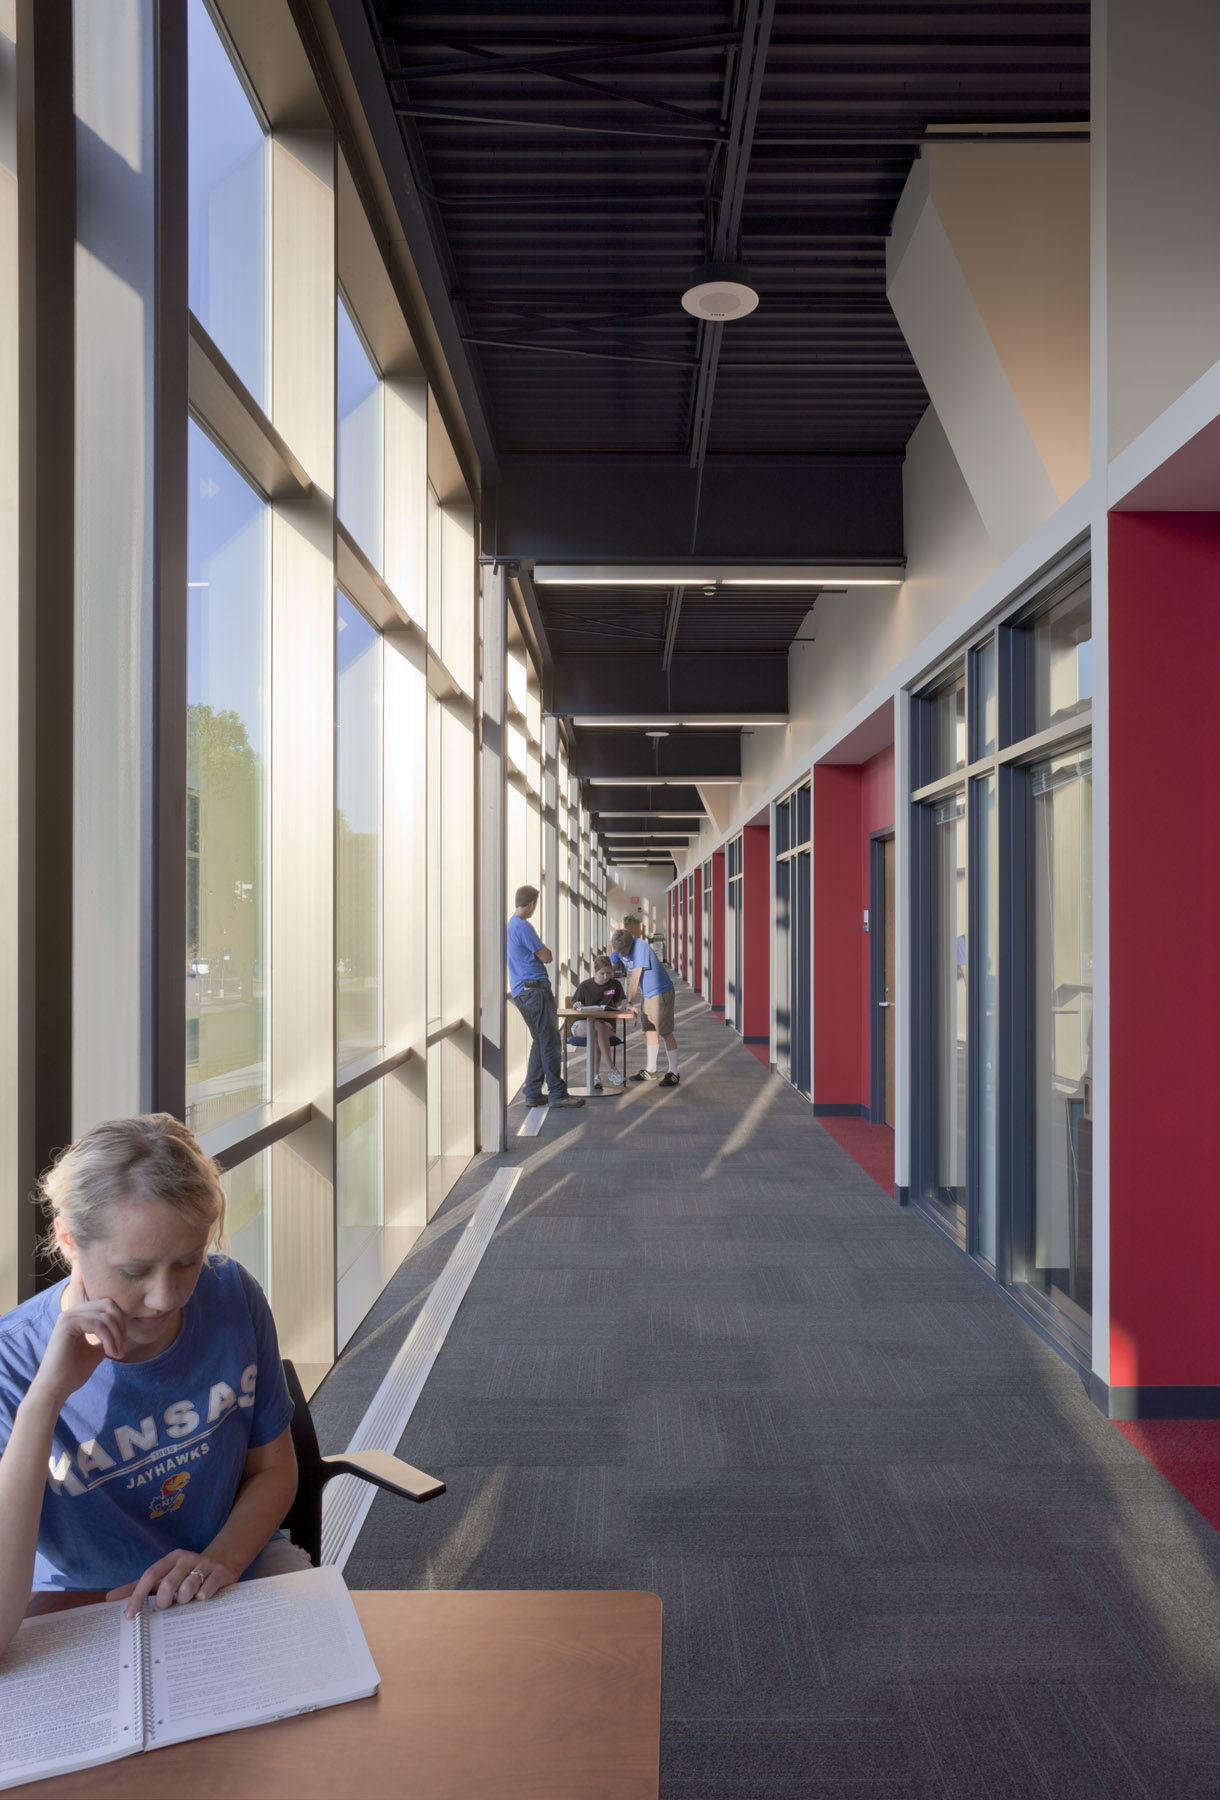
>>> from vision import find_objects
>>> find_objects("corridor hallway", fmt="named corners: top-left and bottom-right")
top-left (313, 988), bottom-right (1220, 1800)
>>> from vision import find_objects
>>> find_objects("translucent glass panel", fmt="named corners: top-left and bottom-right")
top-left (1029, 750), bottom-right (1093, 1323)
top-left (427, 692), bottom-right (441, 1022)
top-left (337, 1081), bottom-right (383, 1276)
top-left (186, 422), bottom-right (269, 1134)
top-left (337, 296), bottom-right (383, 571)
top-left (187, 0), bottom-right (267, 405)
top-left (337, 593), bottom-right (382, 1065)
top-left (222, 1149), bottom-right (270, 1294)
top-left (930, 794), bottom-right (967, 1226)
top-left (1030, 588), bottom-right (1092, 734)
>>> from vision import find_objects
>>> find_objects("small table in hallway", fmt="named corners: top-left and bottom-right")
top-left (14, 1588), bottom-right (663, 1799)
top-left (558, 1005), bottom-right (636, 1097)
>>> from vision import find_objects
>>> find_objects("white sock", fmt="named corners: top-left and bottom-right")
top-left (666, 1049), bottom-right (679, 1074)
top-left (646, 1041), bottom-right (659, 1073)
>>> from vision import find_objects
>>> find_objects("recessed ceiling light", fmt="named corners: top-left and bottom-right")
top-left (644, 730), bottom-right (670, 740)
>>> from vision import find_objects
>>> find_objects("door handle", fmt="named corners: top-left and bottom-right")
top-left (878, 1001), bottom-right (893, 1008)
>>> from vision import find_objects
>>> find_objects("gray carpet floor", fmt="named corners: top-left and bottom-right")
top-left (311, 986), bottom-right (1220, 1799)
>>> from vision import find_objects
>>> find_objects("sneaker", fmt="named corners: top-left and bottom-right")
top-left (602, 1068), bottom-right (624, 1087)
top-left (548, 1095), bottom-right (586, 1108)
top-left (630, 1069), bottom-right (659, 1083)
top-left (593, 1077), bottom-right (602, 1089)
top-left (659, 1071), bottom-right (680, 1088)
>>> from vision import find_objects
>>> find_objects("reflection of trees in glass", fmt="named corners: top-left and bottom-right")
top-left (186, 702), bottom-right (265, 1092)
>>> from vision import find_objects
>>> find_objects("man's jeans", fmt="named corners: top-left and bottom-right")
top-left (512, 983), bottom-right (568, 1104)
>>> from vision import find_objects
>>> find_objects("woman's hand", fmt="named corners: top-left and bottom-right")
top-left (27, 1273), bottom-right (130, 1409)
top-left (107, 1550), bottom-right (238, 1620)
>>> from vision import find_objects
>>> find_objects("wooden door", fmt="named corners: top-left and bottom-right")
top-left (883, 835), bottom-right (896, 1127)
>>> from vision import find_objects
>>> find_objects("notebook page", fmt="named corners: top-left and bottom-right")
top-left (0, 1602), bottom-right (137, 1791)
top-left (146, 1566), bottom-right (379, 1749)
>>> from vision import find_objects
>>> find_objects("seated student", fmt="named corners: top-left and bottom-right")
top-left (568, 955), bottom-right (626, 1087)
top-left (0, 1114), bottom-right (302, 1657)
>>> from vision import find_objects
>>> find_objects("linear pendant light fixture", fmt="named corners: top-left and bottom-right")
top-left (532, 564), bottom-right (905, 586)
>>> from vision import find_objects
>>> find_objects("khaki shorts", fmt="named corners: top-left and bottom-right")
top-left (643, 988), bottom-right (675, 1036)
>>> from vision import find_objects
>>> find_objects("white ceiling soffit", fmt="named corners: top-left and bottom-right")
top-left (532, 564), bottom-right (906, 587)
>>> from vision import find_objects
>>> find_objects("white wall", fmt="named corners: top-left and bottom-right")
top-left (675, 404), bottom-right (999, 873)
top-left (606, 868), bottom-right (668, 946)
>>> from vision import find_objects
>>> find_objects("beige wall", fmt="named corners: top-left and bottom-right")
top-left (1105, 0), bottom-right (1220, 458)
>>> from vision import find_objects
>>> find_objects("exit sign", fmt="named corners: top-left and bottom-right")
top-left (630, 895), bottom-right (640, 904)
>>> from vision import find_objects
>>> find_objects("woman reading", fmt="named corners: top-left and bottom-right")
top-left (0, 1115), bottom-right (302, 1657)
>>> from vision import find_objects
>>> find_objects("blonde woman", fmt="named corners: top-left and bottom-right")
top-left (0, 1115), bottom-right (300, 1657)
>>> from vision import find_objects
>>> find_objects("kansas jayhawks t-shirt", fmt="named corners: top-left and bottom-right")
top-left (0, 1256), bottom-right (293, 1591)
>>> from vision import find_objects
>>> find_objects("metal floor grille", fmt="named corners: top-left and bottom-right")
top-left (319, 1166), bottom-right (519, 1568)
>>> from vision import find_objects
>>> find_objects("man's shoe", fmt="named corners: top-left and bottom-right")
top-left (603, 1068), bottom-right (624, 1087)
top-left (548, 1095), bottom-right (586, 1108)
top-left (658, 1071), bottom-right (680, 1087)
top-left (630, 1069), bottom-right (659, 1082)
top-left (524, 1097), bottom-right (545, 1109)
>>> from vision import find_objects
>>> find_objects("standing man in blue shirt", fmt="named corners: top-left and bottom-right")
top-left (508, 886), bottom-right (584, 1109)
top-left (611, 923), bottom-right (679, 1088)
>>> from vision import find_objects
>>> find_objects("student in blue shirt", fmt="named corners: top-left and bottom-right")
top-left (611, 923), bottom-right (680, 1087)
top-left (507, 885), bottom-right (585, 1110)
top-left (0, 1115), bottom-right (303, 1658)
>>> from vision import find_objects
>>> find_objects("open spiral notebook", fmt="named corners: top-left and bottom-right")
top-left (0, 1566), bottom-right (378, 1790)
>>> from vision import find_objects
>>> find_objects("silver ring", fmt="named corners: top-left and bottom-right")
top-left (187, 1568), bottom-right (203, 1583)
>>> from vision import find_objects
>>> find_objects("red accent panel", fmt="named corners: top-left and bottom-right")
top-left (1110, 512), bottom-right (1220, 1388)
top-left (818, 1116), bottom-right (895, 1198)
top-left (813, 765), bottom-right (866, 1106)
top-left (742, 824), bottom-right (771, 1047)
top-left (859, 746), bottom-right (895, 1095)
top-left (711, 851), bottom-right (726, 1010)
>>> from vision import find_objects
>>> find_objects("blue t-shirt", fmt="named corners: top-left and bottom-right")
top-left (0, 1257), bottom-right (293, 1591)
top-left (632, 935), bottom-right (673, 999)
top-left (507, 913), bottom-right (548, 997)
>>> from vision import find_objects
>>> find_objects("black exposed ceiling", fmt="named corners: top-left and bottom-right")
top-left (359, 1), bottom-right (1089, 851)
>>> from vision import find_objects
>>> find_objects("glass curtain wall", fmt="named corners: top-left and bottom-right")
top-left (910, 566), bottom-right (1093, 1350)
top-left (0, 0), bottom-right (614, 1354)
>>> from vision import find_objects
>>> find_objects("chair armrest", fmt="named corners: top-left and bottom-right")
top-left (324, 1448), bottom-right (446, 1503)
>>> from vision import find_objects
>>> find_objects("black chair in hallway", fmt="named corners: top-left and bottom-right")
top-left (280, 1359), bottom-right (446, 1566)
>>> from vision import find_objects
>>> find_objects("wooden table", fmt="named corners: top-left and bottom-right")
top-left (13, 1588), bottom-right (662, 1799)
top-left (558, 1006), bottom-right (636, 1097)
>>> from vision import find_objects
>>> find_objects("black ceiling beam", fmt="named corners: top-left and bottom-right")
top-left (586, 785), bottom-right (706, 814)
top-left (387, 33), bottom-right (743, 82)
top-left (573, 732), bottom-right (740, 782)
top-left (552, 653), bottom-right (787, 718)
top-left (686, 0), bottom-right (776, 481)
top-left (489, 455), bottom-right (902, 562)
top-left (394, 105), bottom-right (725, 146)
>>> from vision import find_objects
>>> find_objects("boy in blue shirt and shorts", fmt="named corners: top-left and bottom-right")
top-left (611, 924), bottom-right (679, 1088)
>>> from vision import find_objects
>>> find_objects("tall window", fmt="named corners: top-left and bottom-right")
top-left (337, 593), bottom-right (383, 1066)
top-left (187, 0), bottom-right (268, 404)
top-left (337, 296), bottom-right (383, 570)
top-left (910, 565), bottom-right (1092, 1349)
top-left (186, 422), bottom-right (269, 1133)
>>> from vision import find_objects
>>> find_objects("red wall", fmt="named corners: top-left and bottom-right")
top-left (711, 851), bottom-right (726, 1011)
top-left (743, 823), bottom-right (771, 1046)
top-left (1109, 512), bottom-right (1220, 1390)
top-left (693, 875), bottom-right (703, 989)
top-left (812, 748), bottom-right (894, 1106)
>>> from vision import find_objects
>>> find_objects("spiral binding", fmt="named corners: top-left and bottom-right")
top-left (132, 1610), bottom-right (152, 1749)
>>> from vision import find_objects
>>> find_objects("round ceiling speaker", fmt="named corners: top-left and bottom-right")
top-left (681, 262), bottom-right (759, 321)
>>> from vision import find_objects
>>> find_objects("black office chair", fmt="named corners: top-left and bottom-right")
top-left (280, 1358), bottom-right (446, 1567)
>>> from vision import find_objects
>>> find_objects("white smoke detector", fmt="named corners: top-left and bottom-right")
top-left (681, 262), bottom-right (759, 321)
